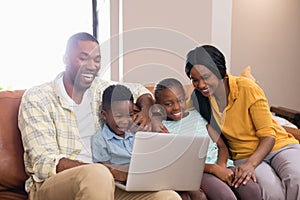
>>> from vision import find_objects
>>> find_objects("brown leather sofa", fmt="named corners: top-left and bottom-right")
top-left (1, 89), bottom-right (300, 200)
top-left (0, 90), bottom-right (28, 200)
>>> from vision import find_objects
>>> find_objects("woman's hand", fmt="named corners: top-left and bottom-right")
top-left (232, 160), bottom-right (256, 188)
top-left (232, 136), bottom-right (275, 188)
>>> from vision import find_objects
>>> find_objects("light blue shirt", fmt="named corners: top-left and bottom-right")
top-left (91, 124), bottom-right (134, 165)
top-left (163, 110), bottom-right (234, 167)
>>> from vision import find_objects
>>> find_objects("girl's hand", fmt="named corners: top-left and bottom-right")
top-left (213, 165), bottom-right (234, 186)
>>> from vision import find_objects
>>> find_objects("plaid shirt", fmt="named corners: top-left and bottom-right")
top-left (18, 72), bottom-right (150, 192)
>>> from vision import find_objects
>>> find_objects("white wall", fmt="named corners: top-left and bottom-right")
top-left (109, 0), bottom-right (300, 111)
top-left (231, 0), bottom-right (300, 110)
top-left (115, 0), bottom-right (212, 85)
top-left (106, 1), bottom-right (232, 87)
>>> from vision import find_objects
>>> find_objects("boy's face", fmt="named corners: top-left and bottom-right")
top-left (102, 100), bottom-right (134, 137)
top-left (156, 86), bottom-right (186, 121)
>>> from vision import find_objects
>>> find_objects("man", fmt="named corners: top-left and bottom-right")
top-left (18, 32), bottom-right (181, 200)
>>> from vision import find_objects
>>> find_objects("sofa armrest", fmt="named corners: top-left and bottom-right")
top-left (270, 106), bottom-right (300, 129)
top-left (282, 126), bottom-right (300, 142)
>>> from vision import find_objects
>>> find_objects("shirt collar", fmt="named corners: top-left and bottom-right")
top-left (103, 124), bottom-right (134, 140)
top-left (208, 73), bottom-right (239, 113)
top-left (227, 73), bottom-right (239, 105)
top-left (53, 72), bottom-right (93, 109)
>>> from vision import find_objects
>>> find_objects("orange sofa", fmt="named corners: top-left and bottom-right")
top-left (0, 90), bottom-right (28, 200)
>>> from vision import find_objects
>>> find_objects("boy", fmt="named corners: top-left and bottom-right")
top-left (92, 84), bottom-right (135, 181)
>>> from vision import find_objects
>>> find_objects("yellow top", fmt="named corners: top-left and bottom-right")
top-left (210, 74), bottom-right (298, 160)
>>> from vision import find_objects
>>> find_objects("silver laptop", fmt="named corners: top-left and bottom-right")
top-left (115, 131), bottom-right (210, 191)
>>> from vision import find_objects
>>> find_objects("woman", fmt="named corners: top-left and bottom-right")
top-left (185, 45), bottom-right (300, 200)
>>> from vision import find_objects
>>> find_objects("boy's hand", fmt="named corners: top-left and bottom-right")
top-left (105, 164), bottom-right (129, 182)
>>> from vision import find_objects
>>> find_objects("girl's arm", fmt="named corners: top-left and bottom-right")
top-left (204, 163), bottom-right (234, 186)
top-left (206, 124), bottom-right (229, 167)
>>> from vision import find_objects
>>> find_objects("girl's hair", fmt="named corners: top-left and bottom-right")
top-left (102, 84), bottom-right (134, 111)
top-left (185, 45), bottom-right (227, 80)
top-left (154, 78), bottom-right (185, 102)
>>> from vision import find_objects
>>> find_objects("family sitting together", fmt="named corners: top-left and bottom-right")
top-left (18, 32), bottom-right (300, 200)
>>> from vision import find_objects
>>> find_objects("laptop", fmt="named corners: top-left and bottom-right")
top-left (114, 131), bottom-right (210, 191)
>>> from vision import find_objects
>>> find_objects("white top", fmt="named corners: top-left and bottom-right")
top-left (163, 110), bottom-right (234, 166)
top-left (57, 76), bottom-right (95, 163)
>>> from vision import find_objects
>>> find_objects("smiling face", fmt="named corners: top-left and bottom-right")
top-left (190, 64), bottom-right (222, 97)
top-left (156, 86), bottom-right (186, 121)
top-left (64, 40), bottom-right (101, 93)
top-left (101, 100), bottom-right (134, 137)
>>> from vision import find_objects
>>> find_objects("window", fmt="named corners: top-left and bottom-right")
top-left (0, 0), bottom-right (93, 90)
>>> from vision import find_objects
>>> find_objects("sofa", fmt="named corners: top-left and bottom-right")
top-left (1, 88), bottom-right (300, 200)
top-left (0, 90), bottom-right (28, 200)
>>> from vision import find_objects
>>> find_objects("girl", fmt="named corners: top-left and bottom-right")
top-left (153, 78), bottom-right (261, 200)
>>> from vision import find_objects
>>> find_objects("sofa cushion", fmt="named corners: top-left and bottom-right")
top-left (0, 90), bottom-right (28, 199)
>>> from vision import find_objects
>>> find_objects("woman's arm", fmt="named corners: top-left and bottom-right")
top-left (231, 86), bottom-right (276, 188)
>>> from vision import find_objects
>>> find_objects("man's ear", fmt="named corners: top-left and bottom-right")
top-left (101, 110), bottom-right (107, 121)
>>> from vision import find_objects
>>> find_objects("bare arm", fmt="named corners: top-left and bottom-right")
top-left (204, 163), bottom-right (234, 186)
top-left (207, 124), bottom-right (229, 167)
top-left (130, 93), bottom-right (154, 132)
top-left (56, 158), bottom-right (86, 173)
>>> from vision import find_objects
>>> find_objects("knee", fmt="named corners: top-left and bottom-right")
top-left (77, 164), bottom-right (115, 199)
top-left (260, 186), bottom-right (284, 200)
top-left (215, 190), bottom-right (237, 200)
top-left (154, 190), bottom-right (182, 200)
top-left (78, 164), bottom-right (114, 184)
top-left (285, 174), bottom-right (300, 192)
top-left (235, 182), bottom-right (262, 200)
